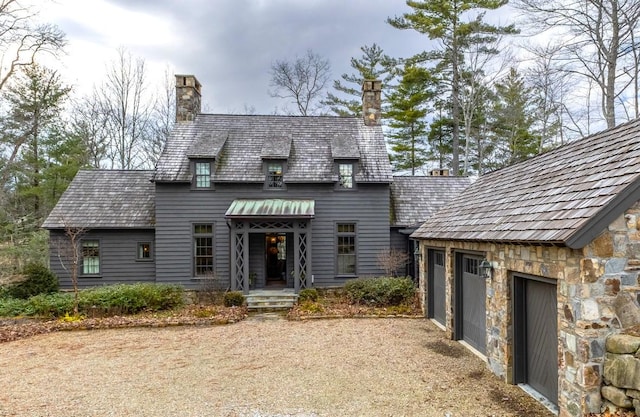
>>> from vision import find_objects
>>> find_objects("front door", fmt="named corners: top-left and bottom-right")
top-left (265, 234), bottom-right (286, 284)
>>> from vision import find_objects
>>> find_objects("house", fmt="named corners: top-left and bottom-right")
top-left (44, 76), bottom-right (467, 293)
top-left (412, 117), bottom-right (640, 416)
top-left (390, 174), bottom-right (472, 278)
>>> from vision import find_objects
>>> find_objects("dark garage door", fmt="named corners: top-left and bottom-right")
top-left (457, 254), bottom-right (486, 354)
top-left (514, 275), bottom-right (558, 406)
top-left (428, 250), bottom-right (446, 326)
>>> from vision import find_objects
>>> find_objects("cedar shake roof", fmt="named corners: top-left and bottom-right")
top-left (154, 114), bottom-right (391, 183)
top-left (391, 176), bottom-right (473, 229)
top-left (42, 170), bottom-right (155, 229)
top-left (412, 118), bottom-right (640, 248)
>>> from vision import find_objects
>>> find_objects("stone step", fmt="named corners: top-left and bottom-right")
top-left (245, 291), bottom-right (298, 312)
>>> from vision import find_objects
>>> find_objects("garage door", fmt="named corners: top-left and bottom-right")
top-left (457, 254), bottom-right (486, 354)
top-left (514, 275), bottom-right (558, 406)
top-left (428, 250), bottom-right (446, 326)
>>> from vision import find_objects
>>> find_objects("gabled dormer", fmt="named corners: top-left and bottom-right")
top-left (187, 132), bottom-right (227, 190)
top-left (261, 135), bottom-right (292, 190)
top-left (331, 135), bottom-right (360, 190)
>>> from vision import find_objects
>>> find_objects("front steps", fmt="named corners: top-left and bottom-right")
top-left (246, 289), bottom-right (298, 313)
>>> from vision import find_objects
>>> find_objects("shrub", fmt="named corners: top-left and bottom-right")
top-left (298, 288), bottom-right (318, 302)
top-left (8, 263), bottom-right (58, 299)
top-left (0, 283), bottom-right (184, 318)
top-left (79, 283), bottom-right (184, 316)
top-left (27, 293), bottom-right (74, 317)
top-left (0, 296), bottom-right (31, 317)
top-left (344, 277), bottom-right (415, 307)
top-left (223, 291), bottom-right (245, 307)
top-left (298, 300), bottom-right (324, 313)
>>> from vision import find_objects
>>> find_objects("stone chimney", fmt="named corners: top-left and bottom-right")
top-left (175, 74), bottom-right (202, 123)
top-left (362, 79), bottom-right (382, 126)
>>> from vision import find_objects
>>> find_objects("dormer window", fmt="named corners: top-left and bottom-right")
top-left (194, 161), bottom-right (211, 189)
top-left (267, 162), bottom-right (284, 189)
top-left (338, 163), bottom-right (354, 189)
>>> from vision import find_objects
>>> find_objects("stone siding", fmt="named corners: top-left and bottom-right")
top-left (416, 201), bottom-right (640, 417)
top-left (602, 334), bottom-right (640, 414)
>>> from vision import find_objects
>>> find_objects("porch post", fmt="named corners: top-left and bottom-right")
top-left (293, 228), bottom-right (300, 293)
top-left (230, 222), bottom-right (249, 294)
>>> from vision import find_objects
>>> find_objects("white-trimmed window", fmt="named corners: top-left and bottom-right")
top-left (194, 162), bottom-right (211, 188)
top-left (267, 162), bottom-right (284, 189)
top-left (338, 163), bottom-right (354, 189)
top-left (82, 240), bottom-right (100, 275)
top-left (193, 224), bottom-right (214, 276)
top-left (336, 223), bottom-right (356, 275)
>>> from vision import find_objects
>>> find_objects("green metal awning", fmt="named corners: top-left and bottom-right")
top-left (225, 199), bottom-right (315, 219)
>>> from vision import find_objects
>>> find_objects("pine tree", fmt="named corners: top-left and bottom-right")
top-left (386, 66), bottom-right (433, 174)
top-left (1, 64), bottom-right (71, 222)
top-left (489, 67), bottom-right (539, 168)
top-left (324, 44), bottom-right (394, 116)
top-left (388, 0), bottom-right (517, 175)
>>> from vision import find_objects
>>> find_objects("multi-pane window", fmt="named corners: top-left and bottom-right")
top-left (193, 224), bottom-right (214, 276)
top-left (82, 240), bottom-right (100, 275)
top-left (137, 242), bottom-right (152, 260)
top-left (337, 223), bottom-right (356, 275)
top-left (338, 163), bottom-right (354, 189)
top-left (267, 162), bottom-right (284, 189)
top-left (434, 251), bottom-right (445, 266)
top-left (194, 162), bottom-right (211, 188)
top-left (464, 257), bottom-right (479, 275)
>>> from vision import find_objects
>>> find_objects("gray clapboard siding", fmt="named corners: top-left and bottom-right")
top-left (49, 229), bottom-right (156, 289)
top-left (154, 181), bottom-right (390, 288)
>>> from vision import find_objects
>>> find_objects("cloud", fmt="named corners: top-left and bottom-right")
top-left (45, 0), bottom-right (505, 114)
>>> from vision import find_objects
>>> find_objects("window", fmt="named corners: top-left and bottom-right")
top-left (194, 162), bottom-right (211, 188)
top-left (336, 223), bottom-right (356, 275)
top-left (464, 257), bottom-right (479, 275)
top-left (193, 224), bottom-right (213, 276)
top-left (338, 163), bottom-right (354, 189)
top-left (267, 162), bottom-right (284, 189)
top-left (137, 242), bottom-right (152, 260)
top-left (82, 240), bottom-right (100, 275)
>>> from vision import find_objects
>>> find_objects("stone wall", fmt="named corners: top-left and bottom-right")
top-left (602, 333), bottom-right (640, 415)
top-left (416, 202), bottom-right (640, 417)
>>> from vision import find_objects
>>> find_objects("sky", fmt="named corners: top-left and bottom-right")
top-left (37, 0), bottom-right (517, 115)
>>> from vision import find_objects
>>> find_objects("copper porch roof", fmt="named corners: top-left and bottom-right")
top-left (225, 199), bottom-right (315, 219)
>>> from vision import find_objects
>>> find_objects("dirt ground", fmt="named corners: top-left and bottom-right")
top-left (0, 317), bottom-right (554, 417)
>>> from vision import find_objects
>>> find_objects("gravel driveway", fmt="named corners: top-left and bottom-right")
top-left (0, 318), bottom-right (553, 417)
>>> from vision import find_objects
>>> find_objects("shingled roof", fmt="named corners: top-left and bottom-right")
top-left (391, 176), bottom-right (473, 229)
top-left (42, 170), bottom-right (155, 229)
top-left (154, 114), bottom-right (391, 183)
top-left (412, 118), bottom-right (640, 248)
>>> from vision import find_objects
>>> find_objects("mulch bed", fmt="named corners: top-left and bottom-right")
top-left (0, 294), bottom-right (423, 344)
top-left (0, 304), bottom-right (248, 343)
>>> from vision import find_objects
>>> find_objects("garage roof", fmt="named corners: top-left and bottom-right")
top-left (412, 118), bottom-right (640, 249)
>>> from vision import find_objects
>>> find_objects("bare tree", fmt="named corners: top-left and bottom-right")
top-left (54, 219), bottom-right (87, 315)
top-left (69, 93), bottom-right (110, 168)
top-left (98, 47), bottom-right (153, 169)
top-left (269, 49), bottom-right (331, 115)
top-left (143, 67), bottom-right (175, 165)
top-left (523, 43), bottom-right (582, 149)
top-left (514, 0), bottom-right (640, 128)
top-left (460, 38), bottom-right (511, 175)
top-left (377, 248), bottom-right (410, 277)
top-left (0, 0), bottom-right (66, 92)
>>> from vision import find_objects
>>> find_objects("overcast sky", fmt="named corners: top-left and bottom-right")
top-left (39, 0), bottom-right (516, 115)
